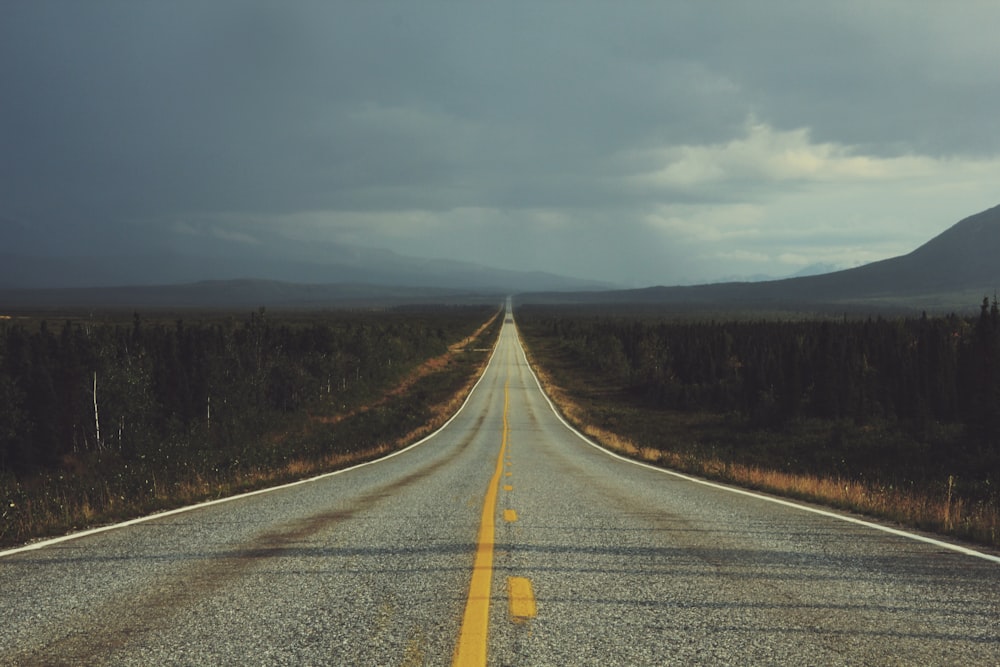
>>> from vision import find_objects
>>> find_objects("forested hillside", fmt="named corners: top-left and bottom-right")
top-left (0, 307), bottom-right (501, 546)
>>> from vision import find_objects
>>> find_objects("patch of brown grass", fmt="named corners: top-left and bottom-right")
top-left (308, 311), bottom-right (500, 431)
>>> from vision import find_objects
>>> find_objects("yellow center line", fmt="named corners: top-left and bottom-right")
top-left (507, 577), bottom-right (537, 621)
top-left (453, 381), bottom-right (510, 666)
top-left (503, 485), bottom-right (513, 492)
top-left (503, 509), bottom-right (518, 522)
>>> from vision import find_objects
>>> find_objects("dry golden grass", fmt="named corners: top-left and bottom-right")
top-left (309, 312), bottom-right (499, 430)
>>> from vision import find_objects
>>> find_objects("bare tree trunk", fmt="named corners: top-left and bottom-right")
top-left (93, 371), bottom-right (102, 451)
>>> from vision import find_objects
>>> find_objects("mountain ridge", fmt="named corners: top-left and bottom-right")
top-left (0, 279), bottom-right (503, 310)
top-left (3, 204), bottom-right (998, 311)
top-left (519, 203), bottom-right (1000, 311)
top-left (0, 214), bottom-right (615, 294)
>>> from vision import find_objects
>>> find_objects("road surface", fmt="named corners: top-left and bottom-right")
top-left (2, 313), bottom-right (999, 665)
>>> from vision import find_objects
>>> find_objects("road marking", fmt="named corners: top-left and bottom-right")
top-left (505, 471), bottom-right (512, 477)
top-left (503, 485), bottom-right (513, 491)
top-left (503, 509), bottom-right (518, 522)
top-left (453, 381), bottom-right (510, 666)
top-left (507, 577), bottom-right (537, 621)
top-left (514, 328), bottom-right (1000, 566)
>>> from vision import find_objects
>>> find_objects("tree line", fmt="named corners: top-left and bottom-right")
top-left (517, 300), bottom-right (1000, 474)
top-left (0, 308), bottom-right (492, 476)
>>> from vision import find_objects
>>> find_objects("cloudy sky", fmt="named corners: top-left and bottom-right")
top-left (3, 2), bottom-right (1000, 286)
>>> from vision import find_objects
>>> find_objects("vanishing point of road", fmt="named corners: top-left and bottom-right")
top-left (3, 311), bottom-right (999, 665)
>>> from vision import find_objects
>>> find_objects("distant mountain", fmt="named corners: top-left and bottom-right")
top-left (0, 215), bottom-right (616, 307)
top-left (520, 203), bottom-right (1000, 312)
top-left (713, 272), bottom-right (780, 283)
top-left (708, 263), bottom-right (843, 284)
top-left (789, 262), bottom-right (842, 278)
top-left (0, 225), bottom-right (611, 294)
top-left (0, 280), bottom-right (501, 310)
top-left (0, 251), bottom-right (609, 294)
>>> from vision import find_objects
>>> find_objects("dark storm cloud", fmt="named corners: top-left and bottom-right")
top-left (2, 2), bottom-right (999, 284)
top-left (0, 3), bottom-right (752, 216)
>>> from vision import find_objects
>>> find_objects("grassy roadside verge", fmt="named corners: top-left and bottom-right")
top-left (1, 310), bottom-right (502, 550)
top-left (517, 326), bottom-right (999, 550)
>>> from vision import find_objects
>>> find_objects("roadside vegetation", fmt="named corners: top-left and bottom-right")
top-left (0, 306), bottom-right (502, 548)
top-left (516, 300), bottom-right (1000, 548)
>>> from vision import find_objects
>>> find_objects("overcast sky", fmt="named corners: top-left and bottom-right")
top-left (3, 2), bottom-right (1000, 286)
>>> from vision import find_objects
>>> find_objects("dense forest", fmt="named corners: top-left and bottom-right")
top-left (517, 300), bottom-right (1000, 493)
top-left (0, 307), bottom-right (500, 546)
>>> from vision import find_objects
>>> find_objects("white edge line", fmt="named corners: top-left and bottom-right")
top-left (0, 321), bottom-right (504, 560)
top-left (512, 324), bottom-right (1000, 565)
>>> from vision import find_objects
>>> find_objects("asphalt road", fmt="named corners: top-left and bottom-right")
top-left (3, 316), bottom-right (999, 666)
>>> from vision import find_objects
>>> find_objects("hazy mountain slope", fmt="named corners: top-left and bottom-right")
top-left (520, 203), bottom-right (1000, 310)
top-left (890, 203), bottom-right (1000, 290)
top-left (0, 221), bottom-right (612, 293)
top-left (5, 204), bottom-right (997, 309)
top-left (768, 203), bottom-right (1000, 301)
top-left (0, 280), bottom-right (501, 310)
top-left (0, 251), bottom-right (607, 294)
